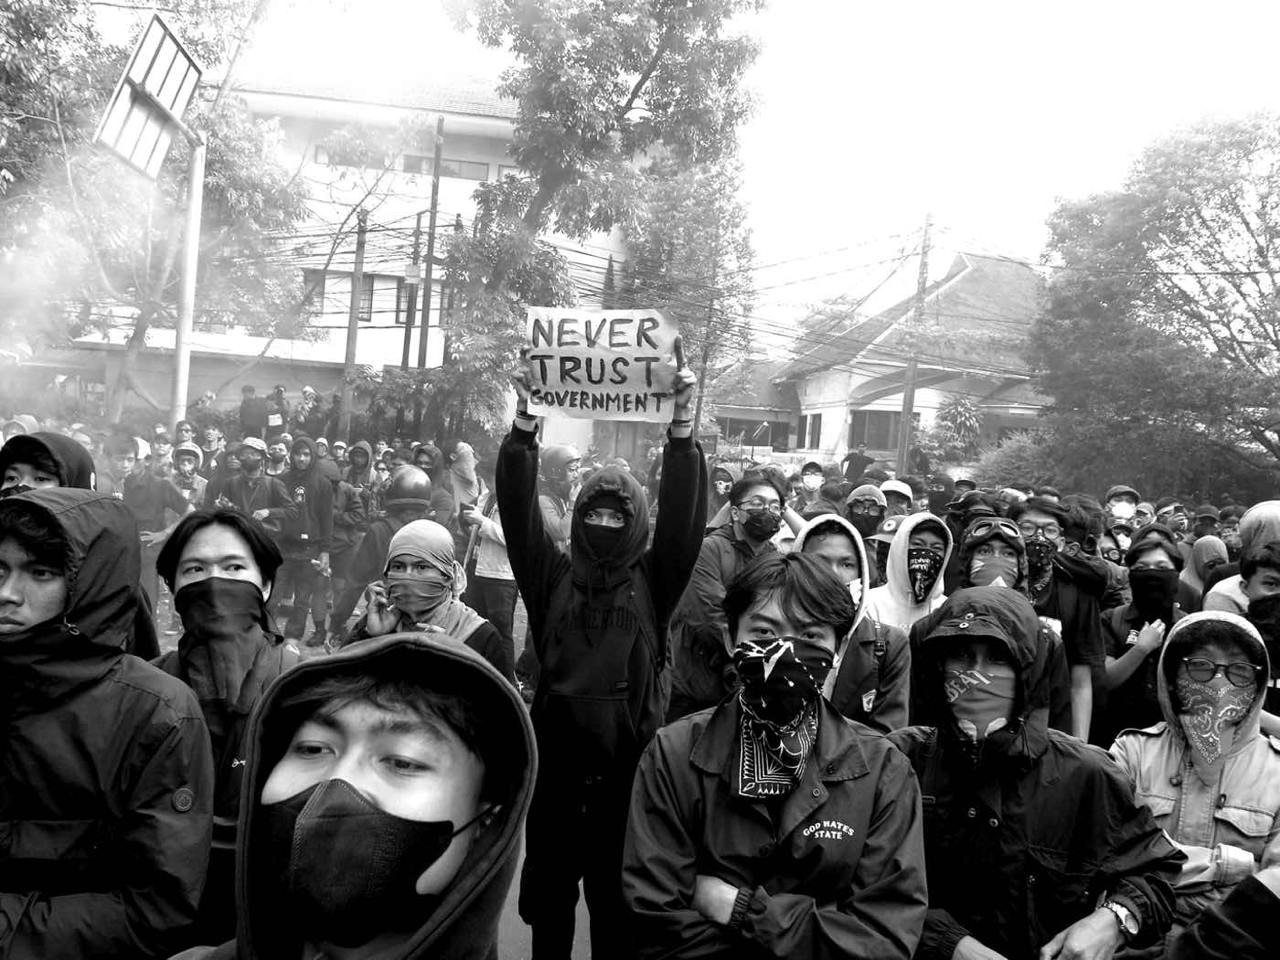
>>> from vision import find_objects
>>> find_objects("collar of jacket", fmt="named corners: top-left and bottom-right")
top-left (690, 696), bottom-right (870, 783)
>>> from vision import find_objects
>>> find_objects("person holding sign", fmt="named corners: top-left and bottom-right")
top-left (498, 338), bottom-right (707, 960)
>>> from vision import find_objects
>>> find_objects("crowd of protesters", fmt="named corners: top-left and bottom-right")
top-left (1, 376), bottom-right (1279, 960)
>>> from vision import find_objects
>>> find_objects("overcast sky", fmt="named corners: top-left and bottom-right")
top-left (737, 0), bottom-right (1280, 318)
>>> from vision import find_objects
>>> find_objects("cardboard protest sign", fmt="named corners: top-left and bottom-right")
top-left (524, 308), bottom-right (680, 421)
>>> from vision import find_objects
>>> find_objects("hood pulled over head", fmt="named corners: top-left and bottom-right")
top-left (792, 514), bottom-right (869, 638)
top-left (917, 586), bottom-right (1050, 762)
top-left (0, 432), bottom-right (97, 491)
top-left (236, 634), bottom-right (536, 960)
top-left (570, 464), bottom-right (649, 591)
top-left (1156, 611), bottom-right (1269, 783)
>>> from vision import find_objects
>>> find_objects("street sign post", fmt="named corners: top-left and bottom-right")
top-left (93, 14), bottom-right (204, 434)
top-left (94, 15), bottom-right (202, 179)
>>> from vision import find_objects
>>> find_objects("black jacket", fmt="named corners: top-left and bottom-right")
top-left (497, 422), bottom-right (706, 775)
top-left (218, 473), bottom-right (298, 534)
top-left (889, 586), bottom-right (1185, 960)
top-left (279, 438), bottom-right (334, 554)
top-left (1169, 872), bottom-right (1280, 960)
top-left (0, 490), bottom-right (214, 958)
top-left (623, 697), bottom-right (927, 959)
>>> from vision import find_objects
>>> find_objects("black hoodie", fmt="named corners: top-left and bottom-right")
top-left (0, 431), bottom-right (97, 489)
top-left (280, 436), bottom-right (334, 554)
top-left (0, 489), bottom-right (214, 958)
top-left (497, 423), bottom-right (706, 773)
top-left (890, 587), bottom-right (1184, 960)
top-left (171, 634), bottom-right (536, 960)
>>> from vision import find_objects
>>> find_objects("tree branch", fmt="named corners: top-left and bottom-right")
top-left (618, 33), bottom-right (670, 120)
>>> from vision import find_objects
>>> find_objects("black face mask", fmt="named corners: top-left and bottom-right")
top-left (741, 511), bottom-right (781, 542)
top-left (1025, 538), bottom-right (1057, 570)
top-left (734, 636), bottom-right (833, 726)
top-left (264, 779), bottom-right (486, 949)
top-left (582, 524), bottom-right (624, 558)
top-left (0, 484), bottom-right (34, 498)
top-left (848, 512), bottom-right (880, 538)
top-left (1247, 593), bottom-right (1280, 645)
top-left (906, 548), bottom-right (944, 603)
top-left (1129, 568), bottom-right (1180, 622)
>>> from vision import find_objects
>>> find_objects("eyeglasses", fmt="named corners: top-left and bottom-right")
top-left (966, 517), bottom-right (1022, 542)
top-left (1017, 520), bottom-right (1061, 540)
top-left (736, 498), bottom-right (783, 516)
top-left (847, 500), bottom-right (884, 515)
top-left (1180, 657), bottom-right (1261, 688)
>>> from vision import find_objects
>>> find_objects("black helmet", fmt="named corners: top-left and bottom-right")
top-left (540, 444), bottom-right (581, 483)
top-left (383, 465), bottom-right (432, 509)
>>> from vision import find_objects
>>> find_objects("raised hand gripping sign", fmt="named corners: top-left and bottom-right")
top-left (524, 308), bottom-right (681, 421)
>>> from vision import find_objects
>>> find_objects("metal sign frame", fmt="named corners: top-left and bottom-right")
top-left (94, 14), bottom-right (203, 179)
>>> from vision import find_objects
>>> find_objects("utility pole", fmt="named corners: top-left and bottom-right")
top-left (895, 214), bottom-right (932, 475)
top-left (169, 134), bottom-right (205, 433)
top-left (395, 211), bottom-right (424, 434)
top-left (400, 212), bottom-right (424, 371)
top-left (338, 208), bottom-right (368, 442)
top-left (416, 116), bottom-right (445, 369)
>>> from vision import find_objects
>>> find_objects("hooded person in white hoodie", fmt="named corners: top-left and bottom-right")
top-left (794, 513), bottom-right (912, 732)
top-left (864, 512), bottom-right (953, 633)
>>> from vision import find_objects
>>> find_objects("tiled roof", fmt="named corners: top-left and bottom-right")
top-left (775, 253), bottom-right (1042, 381)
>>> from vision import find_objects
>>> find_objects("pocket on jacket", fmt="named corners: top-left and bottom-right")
top-left (1214, 804), bottom-right (1273, 863)
top-left (1026, 847), bottom-right (1094, 946)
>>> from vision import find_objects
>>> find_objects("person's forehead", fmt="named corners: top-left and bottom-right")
top-left (1188, 637), bottom-right (1251, 660)
top-left (1134, 546), bottom-right (1170, 564)
top-left (741, 483), bottom-right (780, 501)
top-left (805, 530), bottom-right (857, 556)
top-left (181, 523), bottom-right (254, 561)
top-left (744, 594), bottom-right (828, 629)
top-left (0, 535), bottom-right (38, 562)
top-left (910, 526), bottom-right (945, 541)
top-left (305, 699), bottom-right (457, 748)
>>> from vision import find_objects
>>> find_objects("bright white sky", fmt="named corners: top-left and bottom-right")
top-left (98, 0), bottom-right (1280, 327)
top-left (738, 0), bottom-right (1280, 319)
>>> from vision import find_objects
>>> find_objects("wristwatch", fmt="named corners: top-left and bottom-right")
top-left (1101, 899), bottom-right (1139, 941)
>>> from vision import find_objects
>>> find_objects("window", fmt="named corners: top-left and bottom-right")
top-left (401, 156), bottom-right (488, 180)
top-left (808, 413), bottom-right (823, 449)
top-left (848, 410), bottom-right (919, 450)
top-left (440, 158), bottom-right (489, 180)
top-left (498, 164), bottom-right (520, 179)
top-left (358, 274), bottom-right (374, 322)
top-left (302, 269), bottom-right (326, 315)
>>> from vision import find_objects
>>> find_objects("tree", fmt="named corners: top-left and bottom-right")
top-left (0, 1), bottom-right (311, 418)
top-left (971, 429), bottom-right (1062, 489)
top-left (625, 155), bottom-right (755, 432)
top-left (918, 394), bottom-right (983, 464)
top-left (1033, 114), bottom-right (1280, 492)
top-left (428, 0), bottom-right (762, 431)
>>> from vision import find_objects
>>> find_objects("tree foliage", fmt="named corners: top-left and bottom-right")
top-left (625, 155), bottom-right (755, 426)
top-left (420, 0), bottom-right (761, 434)
top-left (970, 429), bottom-right (1062, 490)
top-left (1033, 114), bottom-right (1280, 494)
top-left (0, 1), bottom-right (311, 416)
